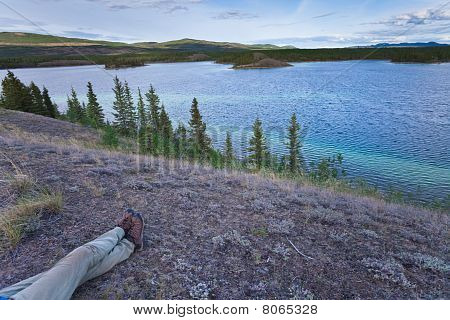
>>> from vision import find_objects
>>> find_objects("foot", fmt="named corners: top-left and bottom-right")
top-left (126, 209), bottom-right (145, 251)
top-left (117, 209), bottom-right (133, 233)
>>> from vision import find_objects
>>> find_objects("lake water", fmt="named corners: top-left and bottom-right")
top-left (2, 61), bottom-right (449, 202)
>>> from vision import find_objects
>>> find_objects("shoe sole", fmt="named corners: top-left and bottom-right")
top-left (132, 212), bottom-right (145, 251)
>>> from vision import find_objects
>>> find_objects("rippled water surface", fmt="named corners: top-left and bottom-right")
top-left (2, 61), bottom-right (449, 201)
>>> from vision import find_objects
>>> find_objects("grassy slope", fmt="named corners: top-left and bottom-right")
top-left (134, 38), bottom-right (294, 51)
top-left (0, 109), bottom-right (448, 299)
top-left (0, 32), bottom-right (126, 47)
top-left (0, 32), bottom-right (290, 51)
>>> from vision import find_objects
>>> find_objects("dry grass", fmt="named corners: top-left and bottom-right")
top-left (0, 153), bottom-right (63, 249)
top-left (0, 191), bottom-right (63, 249)
top-left (83, 179), bottom-right (105, 197)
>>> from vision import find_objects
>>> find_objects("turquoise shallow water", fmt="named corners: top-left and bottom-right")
top-left (2, 60), bottom-right (449, 201)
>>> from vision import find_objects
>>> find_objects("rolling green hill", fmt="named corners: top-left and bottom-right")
top-left (0, 32), bottom-right (294, 51)
top-left (0, 32), bottom-right (126, 47)
top-left (133, 38), bottom-right (296, 51)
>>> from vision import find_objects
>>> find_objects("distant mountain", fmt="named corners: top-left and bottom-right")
top-left (132, 38), bottom-right (296, 51)
top-left (363, 42), bottom-right (449, 48)
top-left (0, 32), bottom-right (295, 51)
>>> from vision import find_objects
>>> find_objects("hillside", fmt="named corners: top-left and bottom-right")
top-left (0, 32), bottom-right (126, 47)
top-left (0, 109), bottom-right (448, 299)
top-left (0, 32), bottom-right (292, 52)
top-left (133, 38), bottom-right (296, 51)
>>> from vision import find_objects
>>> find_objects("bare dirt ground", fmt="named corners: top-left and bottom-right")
top-left (0, 110), bottom-right (448, 299)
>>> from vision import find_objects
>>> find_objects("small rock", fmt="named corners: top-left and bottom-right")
top-left (45, 175), bottom-right (61, 182)
top-left (125, 180), bottom-right (154, 191)
top-left (89, 167), bottom-right (121, 176)
top-left (68, 186), bottom-right (79, 193)
top-left (72, 156), bottom-right (97, 165)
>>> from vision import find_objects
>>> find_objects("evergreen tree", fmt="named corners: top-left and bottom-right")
top-left (0, 71), bottom-right (32, 112)
top-left (28, 82), bottom-right (46, 116)
top-left (248, 118), bottom-right (268, 170)
top-left (111, 77), bottom-right (128, 135)
top-left (188, 98), bottom-right (211, 160)
top-left (174, 123), bottom-right (187, 159)
top-left (286, 113), bottom-right (302, 174)
top-left (136, 88), bottom-right (148, 153)
top-left (101, 120), bottom-right (119, 149)
top-left (85, 81), bottom-right (104, 128)
top-left (123, 81), bottom-right (137, 136)
top-left (42, 87), bottom-right (58, 118)
top-left (224, 131), bottom-right (234, 167)
top-left (145, 85), bottom-right (160, 131)
top-left (145, 85), bottom-right (160, 154)
top-left (66, 87), bottom-right (85, 123)
top-left (159, 104), bottom-right (173, 157)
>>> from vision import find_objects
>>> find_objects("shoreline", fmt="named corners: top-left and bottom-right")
top-left (2, 58), bottom-right (449, 71)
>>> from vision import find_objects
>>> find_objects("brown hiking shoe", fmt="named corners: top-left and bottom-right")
top-left (126, 210), bottom-right (145, 251)
top-left (117, 209), bottom-right (133, 233)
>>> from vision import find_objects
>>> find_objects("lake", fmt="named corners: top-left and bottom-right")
top-left (2, 61), bottom-right (449, 202)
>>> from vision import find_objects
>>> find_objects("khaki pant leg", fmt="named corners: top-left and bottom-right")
top-left (10, 227), bottom-right (125, 300)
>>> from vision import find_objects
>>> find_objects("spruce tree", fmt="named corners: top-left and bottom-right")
top-left (136, 88), bottom-right (148, 153)
top-left (224, 131), bottom-right (234, 167)
top-left (145, 85), bottom-right (160, 131)
top-left (112, 76), bottom-right (128, 135)
top-left (248, 118), bottom-right (268, 170)
top-left (42, 87), bottom-right (58, 118)
top-left (29, 82), bottom-right (46, 116)
top-left (159, 104), bottom-right (173, 157)
top-left (0, 71), bottom-right (32, 112)
top-left (85, 82), bottom-right (104, 128)
top-left (286, 113), bottom-right (302, 173)
top-left (145, 85), bottom-right (160, 154)
top-left (66, 88), bottom-right (84, 123)
top-left (123, 81), bottom-right (137, 136)
top-left (102, 120), bottom-right (119, 149)
top-left (188, 98), bottom-right (211, 160)
top-left (174, 123), bottom-right (187, 159)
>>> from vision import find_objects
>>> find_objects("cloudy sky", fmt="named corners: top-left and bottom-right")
top-left (0, 0), bottom-right (449, 47)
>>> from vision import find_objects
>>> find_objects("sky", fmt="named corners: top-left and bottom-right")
top-left (0, 0), bottom-right (449, 47)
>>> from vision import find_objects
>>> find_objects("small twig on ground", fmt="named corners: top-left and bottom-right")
top-left (286, 237), bottom-right (314, 260)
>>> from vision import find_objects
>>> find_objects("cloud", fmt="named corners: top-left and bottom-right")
top-left (165, 5), bottom-right (188, 14)
top-left (109, 4), bottom-right (132, 10)
top-left (85, 0), bottom-right (202, 13)
top-left (62, 30), bottom-right (105, 39)
top-left (258, 35), bottom-right (360, 45)
top-left (312, 12), bottom-right (337, 19)
top-left (374, 7), bottom-right (450, 26)
top-left (61, 29), bottom-right (140, 42)
top-left (256, 31), bottom-right (450, 47)
top-left (213, 10), bottom-right (258, 20)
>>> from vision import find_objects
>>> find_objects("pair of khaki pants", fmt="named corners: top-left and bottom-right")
top-left (0, 227), bottom-right (134, 299)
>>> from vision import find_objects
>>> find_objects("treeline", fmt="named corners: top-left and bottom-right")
top-left (65, 77), bottom-right (346, 181)
top-left (0, 51), bottom-right (190, 69)
top-left (0, 71), bottom-right (59, 118)
top-left (212, 46), bottom-right (450, 65)
top-left (1, 46), bottom-right (449, 69)
top-left (0, 71), bottom-right (345, 182)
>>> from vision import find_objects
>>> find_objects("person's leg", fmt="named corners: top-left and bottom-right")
top-left (0, 272), bottom-right (45, 298)
top-left (81, 238), bottom-right (134, 284)
top-left (10, 227), bottom-right (127, 300)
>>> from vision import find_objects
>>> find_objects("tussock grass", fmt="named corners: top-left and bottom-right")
top-left (0, 190), bottom-right (63, 248)
top-left (0, 155), bottom-right (63, 249)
